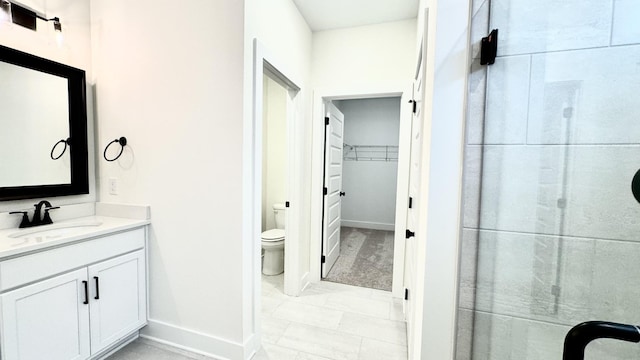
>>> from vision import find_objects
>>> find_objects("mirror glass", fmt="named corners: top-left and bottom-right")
top-left (0, 61), bottom-right (71, 187)
top-left (0, 44), bottom-right (89, 201)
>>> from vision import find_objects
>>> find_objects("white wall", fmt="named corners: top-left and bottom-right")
top-left (0, 0), bottom-right (96, 214)
top-left (262, 76), bottom-right (288, 231)
top-left (337, 97), bottom-right (400, 230)
top-left (311, 19), bottom-right (417, 90)
top-left (90, 1), bottom-right (246, 358)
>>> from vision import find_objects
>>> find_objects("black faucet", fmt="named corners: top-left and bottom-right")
top-left (9, 201), bottom-right (60, 228)
top-left (563, 321), bottom-right (640, 360)
top-left (32, 200), bottom-right (55, 226)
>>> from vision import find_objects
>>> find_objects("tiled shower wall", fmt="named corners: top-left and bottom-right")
top-left (457, 0), bottom-right (640, 359)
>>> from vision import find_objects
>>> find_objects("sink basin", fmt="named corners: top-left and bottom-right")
top-left (9, 221), bottom-right (103, 240)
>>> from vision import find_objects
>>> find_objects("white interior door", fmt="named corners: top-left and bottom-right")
top-left (322, 101), bottom-right (345, 277)
top-left (404, 40), bottom-right (426, 359)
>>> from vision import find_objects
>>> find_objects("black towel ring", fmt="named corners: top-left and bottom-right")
top-left (104, 137), bottom-right (127, 162)
top-left (50, 138), bottom-right (71, 160)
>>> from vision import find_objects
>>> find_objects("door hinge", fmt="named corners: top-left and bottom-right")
top-left (323, 187), bottom-right (328, 195)
top-left (480, 29), bottom-right (498, 65)
top-left (404, 288), bottom-right (409, 300)
top-left (406, 229), bottom-right (415, 239)
top-left (321, 255), bottom-right (326, 263)
top-left (408, 197), bottom-right (413, 209)
top-left (285, 201), bottom-right (290, 208)
top-left (325, 116), bottom-right (330, 125)
top-left (409, 99), bottom-right (417, 114)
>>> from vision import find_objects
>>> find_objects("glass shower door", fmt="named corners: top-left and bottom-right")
top-left (457, 0), bottom-right (640, 359)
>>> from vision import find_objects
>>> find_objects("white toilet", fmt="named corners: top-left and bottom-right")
top-left (261, 203), bottom-right (286, 275)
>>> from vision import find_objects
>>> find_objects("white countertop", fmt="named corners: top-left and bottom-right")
top-left (0, 215), bottom-right (150, 260)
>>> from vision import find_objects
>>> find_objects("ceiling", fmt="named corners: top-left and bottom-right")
top-left (292, 0), bottom-right (420, 32)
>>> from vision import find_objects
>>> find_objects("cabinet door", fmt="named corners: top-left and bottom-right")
top-left (88, 250), bottom-right (146, 354)
top-left (0, 268), bottom-right (90, 360)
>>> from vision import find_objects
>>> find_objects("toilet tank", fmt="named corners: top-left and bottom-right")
top-left (273, 203), bottom-right (286, 229)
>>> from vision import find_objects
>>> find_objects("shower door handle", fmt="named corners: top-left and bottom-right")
top-left (632, 169), bottom-right (640, 203)
top-left (563, 321), bottom-right (640, 360)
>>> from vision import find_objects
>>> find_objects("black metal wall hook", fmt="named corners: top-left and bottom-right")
top-left (103, 136), bottom-right (127, 162)
top-left (50, 137), bottom-right (71, 160)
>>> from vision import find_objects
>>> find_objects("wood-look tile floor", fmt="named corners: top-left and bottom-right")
top-left (110, 275), bottom-right (407, 360)
top-left (256, 274), bottom-right (407, 360)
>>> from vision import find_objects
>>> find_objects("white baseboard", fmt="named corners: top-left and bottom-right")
top-left (141, 319), bottom-right (247, 360)
top-left (341, 220), bottom-right (395, 231)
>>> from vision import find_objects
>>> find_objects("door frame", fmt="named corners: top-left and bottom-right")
top-left (247, 38), bottom-right (303, 348)
top-left (311, 84), bottom-right (412, 298)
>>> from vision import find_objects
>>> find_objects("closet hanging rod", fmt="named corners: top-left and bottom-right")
top-left (343, 143), bottom-right (398, 162)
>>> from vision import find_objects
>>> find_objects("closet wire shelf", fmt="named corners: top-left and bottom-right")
top-left (343, 143), bottom-right (398, 162)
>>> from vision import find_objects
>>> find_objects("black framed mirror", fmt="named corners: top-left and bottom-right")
top-left (0, 44), bottom-right (88, 201)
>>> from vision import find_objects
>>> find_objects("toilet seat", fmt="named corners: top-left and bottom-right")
top-left (261, 229), bottom-right (285, 242)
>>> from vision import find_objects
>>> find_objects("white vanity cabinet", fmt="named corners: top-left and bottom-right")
top-left (0, 226), bottom-right (147, 360)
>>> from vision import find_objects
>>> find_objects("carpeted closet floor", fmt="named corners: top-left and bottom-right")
top-left (324, 227), bottom-right (394, 291)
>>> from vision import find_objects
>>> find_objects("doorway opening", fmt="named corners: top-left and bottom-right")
top-left (311, 88), bottom-right (412, 298)
top-left (260, 74), bottom-right (289, 278)
top-left (248, 40), bottom-right (305, 355)
top-left (322, 97), bottom-right (402, 292)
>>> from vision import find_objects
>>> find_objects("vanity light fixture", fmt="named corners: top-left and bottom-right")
top-left (52, 16), bottom-right (63, 46)
top-left (35, 15), bottom-right (62, 32)
top-left (5, 1), bottom-right (62, 33)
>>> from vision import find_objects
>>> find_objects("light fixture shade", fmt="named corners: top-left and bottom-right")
top-left (2, 2), bottom-right (62, 33)
top-left (53, 16), bottom-right (61, 31)
top-left (10, 2), bottom-right (36, 30)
